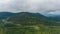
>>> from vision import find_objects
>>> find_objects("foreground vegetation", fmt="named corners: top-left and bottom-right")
top-left (0, 24), bottom-right (60, 34)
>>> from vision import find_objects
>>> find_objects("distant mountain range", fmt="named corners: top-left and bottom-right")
top-left (0, 12), bottom-right (46, 20)
top-left (0, 12), bottom-right (60, 26)
top-left (0, 12), bottom-right (60, 34)
top-left (0, 12), bottom-right (58, 26)
top-left (6, 12), bottom-right (48, 25)
top-left (0, 12), bottom-right (60, 21)
top-left (0, 12), bottom-right (16, 20)
top-left (48, 15), bottom-right (60, 21)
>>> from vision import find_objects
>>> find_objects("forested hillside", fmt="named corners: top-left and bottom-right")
top-left (6, 12), bottom-right (60, 26)
top-left (0, 12), bottom-right (60, 34)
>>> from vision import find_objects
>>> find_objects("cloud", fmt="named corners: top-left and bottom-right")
top-left (0, 0), bottom-right (60, 13)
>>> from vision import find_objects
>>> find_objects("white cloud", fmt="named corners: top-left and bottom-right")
top-left (0, 0), bottom-right (60, 13)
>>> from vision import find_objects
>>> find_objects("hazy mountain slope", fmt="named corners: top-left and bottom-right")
top-left (47, 15), bottom-right (60, 21)
top-left (5, 12), bottom-right (60, 26)
top-left (0, 12), bottom-right (16, 20)
top-left (0, 12), bottom-right (59, 26)
top-left (6, 12), bottom-right (47, 25)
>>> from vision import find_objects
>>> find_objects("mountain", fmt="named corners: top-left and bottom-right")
top-left (6, 12), bottom-right (60, 26)
top-left (6, 12), bottom-right (48, 25)
top-left (0, 12), bottom-right (60, 34)
top-left (0, 12), bottom-right (16, 20)
top-left (48, 15), bottom-right (60, 21)
top-left (42, 10), bottom-right (60, 21)
top-left (0, 12), bottom-right (59, 26)
top-left (0, 12), bottom-right (46, 20)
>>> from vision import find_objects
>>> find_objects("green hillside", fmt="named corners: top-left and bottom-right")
top-left (0, 12), bottom-right (60, 34)
top-left (6, 12), bottom-right (60, 26)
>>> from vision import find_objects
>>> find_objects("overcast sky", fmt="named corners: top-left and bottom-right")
top-left (0, 0), bottom-right (60, 14)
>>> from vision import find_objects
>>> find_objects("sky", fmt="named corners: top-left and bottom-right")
top-left (0, 0), bottom-right (60, 14)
